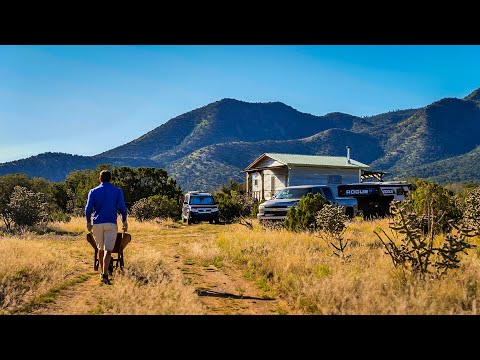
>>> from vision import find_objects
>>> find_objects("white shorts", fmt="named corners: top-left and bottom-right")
top-left (92, 223), bottom-right (118, 252)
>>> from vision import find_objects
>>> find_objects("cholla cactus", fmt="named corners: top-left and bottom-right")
top-left (316, 204), bottom-right (348, 237)
top-left (463, 187), bottom-right (480, 235)
top-left (375, 199), bottom-right (476, 280)
top-left (315, 204), bottom-right (350, 260)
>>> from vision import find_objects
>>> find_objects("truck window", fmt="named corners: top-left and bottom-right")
top-left (321, 187), bottom-right (335, 202)
top-left (189, 196), bottom-right (216, 205)
top-left (275, 188), bottom-right (311, 199)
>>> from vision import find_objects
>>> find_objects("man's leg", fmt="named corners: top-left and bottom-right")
top-left (103, 250), bottom-right (112, 277)
top-left (98, 249), bottom-right (104, 273)
top-left (92, 224), bottom-right (106, 280)
top-left (102, 223), bottom-right (118, 282)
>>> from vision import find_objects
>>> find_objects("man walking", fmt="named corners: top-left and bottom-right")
top-left (85, 170), bottom-right (128, 284)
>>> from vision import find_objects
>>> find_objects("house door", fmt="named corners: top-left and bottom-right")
top-left (271, 176), bottom-right (275, 198)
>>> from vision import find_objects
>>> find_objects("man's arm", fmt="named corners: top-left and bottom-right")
top-left (85, 190), bottom-right (94, 224)
top-left (117, 189), bottom-right (127, 223)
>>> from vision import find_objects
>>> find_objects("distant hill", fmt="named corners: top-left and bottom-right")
top-left (393, 145), bottom-right (480, 183)
top-left (371, 97), bottom-right (480, 173)
top-left (0, 152), bottom-right (159, 182)
top-left (99, 99), bottom-right (363, 166)
top-left (1, 89), bottom-right (480, 190)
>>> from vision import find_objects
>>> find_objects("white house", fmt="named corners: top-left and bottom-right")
top-left (244, 149), bottom-right (370, 200)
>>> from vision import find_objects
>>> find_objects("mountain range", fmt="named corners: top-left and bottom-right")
top-left (2, 88), bottom-right (480, 191)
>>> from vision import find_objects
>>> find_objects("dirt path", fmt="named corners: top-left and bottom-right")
top-left (166, 245), bottom-right (289, 315)
top-left (29, 273), bottom-right (100, 315)
top-left (28, 223), bottom-right (295, 315)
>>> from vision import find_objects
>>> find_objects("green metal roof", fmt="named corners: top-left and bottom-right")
top-left (247, 153), bottom-right (370, 170)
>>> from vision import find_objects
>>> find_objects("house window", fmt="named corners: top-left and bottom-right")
top-left (254, 179), bottom-right (258, 186)
top-left (328, 175), bottom-right (342, 184)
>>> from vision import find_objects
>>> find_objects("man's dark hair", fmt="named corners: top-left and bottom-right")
top-left (100, 170), bottom-right (112, 183)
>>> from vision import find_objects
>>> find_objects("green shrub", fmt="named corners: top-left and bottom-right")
top-left (214, 190), bottom-right (258, 224)
top-left (7, 186), bottom-right (50, 228)
top-left (284, 193), bottom-right (328, 232)
top-left (409, 179), bottom-right (461, 233)
top-left (215, 191), bottom-right (242, 223)
top-left (147, 195), bottom-right (181, 220)
top-left (49, 211), bottom-right (72, 223)
top-left (130, 195), bottom-right (181, 221)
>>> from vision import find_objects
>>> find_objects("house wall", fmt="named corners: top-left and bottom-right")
top-left (248, 162), bottom-right (362, 199)
top-left (255, 157), bottom-right (285, 168)
top-left (251, 168), bottom-right (288, 200)
top-left (288, 166), bottom-right (360, 196)
top-left (251, 172), bottom-right (261, 199)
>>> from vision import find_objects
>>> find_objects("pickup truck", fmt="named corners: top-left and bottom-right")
top-left (257, 184), bottom-right (357, 222)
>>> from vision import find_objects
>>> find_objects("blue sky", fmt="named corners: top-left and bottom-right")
top-left (1, 45), bottom-right (479, 163)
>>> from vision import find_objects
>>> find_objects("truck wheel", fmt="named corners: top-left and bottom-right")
top-left (345, 207), bottom-right (354, 219)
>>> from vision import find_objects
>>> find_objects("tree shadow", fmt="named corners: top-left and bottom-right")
top-left (0, 226), bottom-right (83, 237)
top-left (195, 288), bottom-right (275, 301)
top-left (43, 228), bottom-right (84, 236)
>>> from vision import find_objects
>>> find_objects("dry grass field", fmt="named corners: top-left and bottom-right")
top-left (1, 216), bottom-right (479, 315)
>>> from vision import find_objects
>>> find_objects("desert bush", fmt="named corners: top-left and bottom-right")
top-left (284, 193), bottom-right (327, 232)
top-left (130, 195), bottom-right (181, 221)
top-left (409, 179), bottom-right (462, 233)
top-left (0, 174), bottom-right (58, 230)
top-left (215, 192), bottom-right (241, 223)
top-left (215, 190), bottom-right (258, 223)
top-left (48, 211), bottom-right (72, 223)
top-left (463, 187), bottom-right (480, 235)
top-left (7, 186), bottom-right (50, 228)
top-left (130, 198), bottom-right (152, 222)
top-left (148, 195), bottom-right (181, 220)
top-left (238, 193), bottom-right (259, 218)
top-left (260, 220), bottom-right (285, 231)
top-left (316, 204), bottom-right (348, 237)
top-left (374, 200), bottom-right (476, 280)
top-left (316, 204), bottom-right (350, 259)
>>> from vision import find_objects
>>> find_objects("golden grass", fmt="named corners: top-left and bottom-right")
top-left (90, 248), bottom-right (205, 314)
top-left (1, 216), bottom-right (479, 314)
top-left (0, 217), bottom-right (205, 315)
top-left (213, 219), bottom-right (480, 314)
top-left (0, 236), bottom-right (80, 314)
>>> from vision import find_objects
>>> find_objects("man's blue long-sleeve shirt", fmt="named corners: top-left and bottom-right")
top-left (85, 182), bottom-right (127, 224)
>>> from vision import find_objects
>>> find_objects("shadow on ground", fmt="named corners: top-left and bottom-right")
top-left (46, 229), bottom-right (84, 236)
top-left (195, 288), bottom-right (275, 301)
